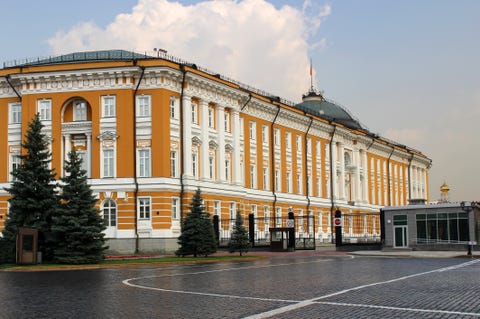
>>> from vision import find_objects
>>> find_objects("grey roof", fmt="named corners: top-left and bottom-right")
top-left (294, 92), bottom-right (364, 130)
top-left (4, 50), bottom-right (152, 68)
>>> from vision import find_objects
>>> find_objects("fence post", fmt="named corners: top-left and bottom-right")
top-left (248, 213), bottom-right (255, 247)
top-left (335, 209), bottom-right (342, 247)
top-left (288, 208), bottom-right (295, 250)
top-left (213, 215), bottom-right (220, 246)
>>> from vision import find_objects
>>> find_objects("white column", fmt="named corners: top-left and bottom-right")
top-left (232, 109), bottom-right (241, 185)
top-left (362, 150), bottom-right (368, 202)
top-left (354, 149), bottom-right (361, 202)
top-left (330, 141), bottom-right (337, 200)
top-left (86, 133), bottom-right (92, 178)
top-left (338, 143), bottom-right (345, 200)
top-left (200, 100), bottom-right (209, 180)
top-left (217, 105), bottom-right (226, 182)
top-left (182, 94), bottom-right (192, 178)
top-left (422, 168), bottom-right (427, 199)
top-left (64, 134), bottom-right (71, 161)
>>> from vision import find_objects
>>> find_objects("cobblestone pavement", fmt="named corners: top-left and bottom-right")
top-left (1, 254), bottom-right (479, 318)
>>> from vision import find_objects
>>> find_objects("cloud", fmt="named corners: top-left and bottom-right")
top-left (48, 0), bottom-right (331, 102)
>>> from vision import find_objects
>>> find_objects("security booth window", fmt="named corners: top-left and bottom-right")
top-left (416, 212), bottom-right (469, 243)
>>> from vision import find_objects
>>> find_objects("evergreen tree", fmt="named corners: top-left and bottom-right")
top-left (51, 149), bottom-right (107, 264)
top-left (228, 210), bottom-right (251, 256)
top-left (176, 189), bottom-right (217, 257)
top-left (2, 114), bottom-right (58, 262)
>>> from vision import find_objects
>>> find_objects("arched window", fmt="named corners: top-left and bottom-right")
top-left (103, 199), bottom-right (116, 227)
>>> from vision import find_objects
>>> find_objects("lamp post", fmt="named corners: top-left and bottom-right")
top-left (460, 201), bottom-right (473, 257)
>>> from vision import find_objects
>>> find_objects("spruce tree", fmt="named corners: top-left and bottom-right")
top-left (2, 114), bottom-right (58, 262)
top-left (176, 189), bottom-right (217, 257)
top-left (51, 149), bottom-right (107, 264)
top-left (228, 210), bottom-right (251, 256)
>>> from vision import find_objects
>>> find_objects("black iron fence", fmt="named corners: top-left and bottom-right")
top-left (214, 214), bottom-right (316, 250)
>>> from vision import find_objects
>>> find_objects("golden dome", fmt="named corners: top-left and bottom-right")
top-left (440, 182), bottom-right (450, 192)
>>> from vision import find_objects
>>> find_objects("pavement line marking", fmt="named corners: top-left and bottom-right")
top-left (123, 280), bottom-right (300, 303)
top-left (123, 258), bottom-right (335, 281)
top-left (244, 259), bottom-right (480, 319)
top-left (315, 301), bottom-right (480, 317)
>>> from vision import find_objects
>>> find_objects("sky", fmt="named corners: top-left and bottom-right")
top-left (1, 0), bottom-right (479, 202)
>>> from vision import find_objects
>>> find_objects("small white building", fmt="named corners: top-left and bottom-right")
top-left (381, 201), bottom-right (479, 251)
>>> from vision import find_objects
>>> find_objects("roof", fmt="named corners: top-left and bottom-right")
top-left (3, 50), bottom-right (152, 68)
top-left (294, 91), bottom-right (364, 130)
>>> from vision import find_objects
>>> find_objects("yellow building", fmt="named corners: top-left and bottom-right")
top-left (0, 50), bottom-right (431, 253)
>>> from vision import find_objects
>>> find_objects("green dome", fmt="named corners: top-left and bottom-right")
top-left (294, 91), bottom-right (364, 130)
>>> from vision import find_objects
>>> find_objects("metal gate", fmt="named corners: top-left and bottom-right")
top-left (214, 214), bottom-right (316, 250)
top-left (340, 213), bottom-right (381, 244)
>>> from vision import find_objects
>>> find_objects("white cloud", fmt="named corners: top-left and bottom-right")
top-left (48, 0), bottom-right (331, 102)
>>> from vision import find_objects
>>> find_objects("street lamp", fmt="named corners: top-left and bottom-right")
top-left (460, 201), bottom-right (473, 257)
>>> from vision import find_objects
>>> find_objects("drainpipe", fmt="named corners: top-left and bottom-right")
top-left (304, 115), bottom-right (313, 212)
top-left (179, 65), bottom-right (187, 220)
top-left (407, 152), bottom-right (414, 204)
top-left (386, 146), bottom-right (394, 206)
top-left (133, 64), bottom-right (145, 254)
top-left (270, 104), bottom-right (281, 213)
top-left (5, 75), bottom-right (22, 99)
top-left (241, 94), bottom-right (252, 111)
top-left (329, 123), bottom-right (337, 242)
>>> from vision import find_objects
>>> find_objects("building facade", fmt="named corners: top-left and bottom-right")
top-left (0, 50), bottom-right (431, 253)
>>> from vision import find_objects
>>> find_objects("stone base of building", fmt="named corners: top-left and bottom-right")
top-left (104, 238), bottom-right (179, 255)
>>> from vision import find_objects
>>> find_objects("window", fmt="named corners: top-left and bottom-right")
top-left (416, 213), bottom-right (469, 243)
top-left (229, 202), bottom-right (236, 219)
top-left (296, 135), bottom-right (302, 152)
top-left (73, 101), bottom-right (87, 121)
top-left (224, 111), bottom-right (230, 132)
top-left (214, 200), bottom-right (220, 216)
top-left (275, 169), bottom-right (280, 191)
top-left (264, 206), bottom-right (270, 231)
top-left (137, 95), bottom-right (151, 117)
top-left (138, 197), bottom-right (151, 219)
top-left (263, 167), bottom-right (269, 190)
top-left (250, 164), bottom-right (256, 188)
top-left (38, 99), bottom-right (51, 121)
top-left (251, 204), bottom-right (257, 217)
top-left (9, 103), bottom-right (21, 124)
top-left (192, 153), bottom-right (198, 178)
top-left (102, 96), bottom-right (116, 118)
top-left (249, 121), bottom-right (256, 140)
top-left (172, 198), bottom-right (179, 220)
top-left (170, 151), bottom-right (178, 177)
top-left (191, 102), bottom-right (198, 124)
top-left (103, 149), bottom-right (114, 178)
top-left (225, 157), bottom-right (231, 182)
top-left (274, 129), bottom-right (280, 146)
top-left (297, 173), bottom-right (302, 194)
top-left (209, 155), bottom-right (215, 180)
top-left (170, 97), bottom-right (178, 119)
top-left (307, 138), bottom-right (311, 155)
top-left (286, 132), bottom-right (291, 150)
top-left (138, 149), bottom-right (151, 177)
top-left (275, 207), bottom-right (282, 227)
top-left (262, 125), bottom-right (268, 144)
top-left (286, 172), bottom-right (292, 193)
top-left (10, 155), bottom-right (21, 181)
top-left (208, 107), bottom-right (214, 128)
top-left (103, 199), bottom-right (117, 227)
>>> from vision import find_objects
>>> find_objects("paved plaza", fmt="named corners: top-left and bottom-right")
top-left (1, 253), bottom-right (479, 318)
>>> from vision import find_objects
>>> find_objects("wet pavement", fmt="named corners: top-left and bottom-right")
top-left (1, 253), bottom-right (479, 318)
